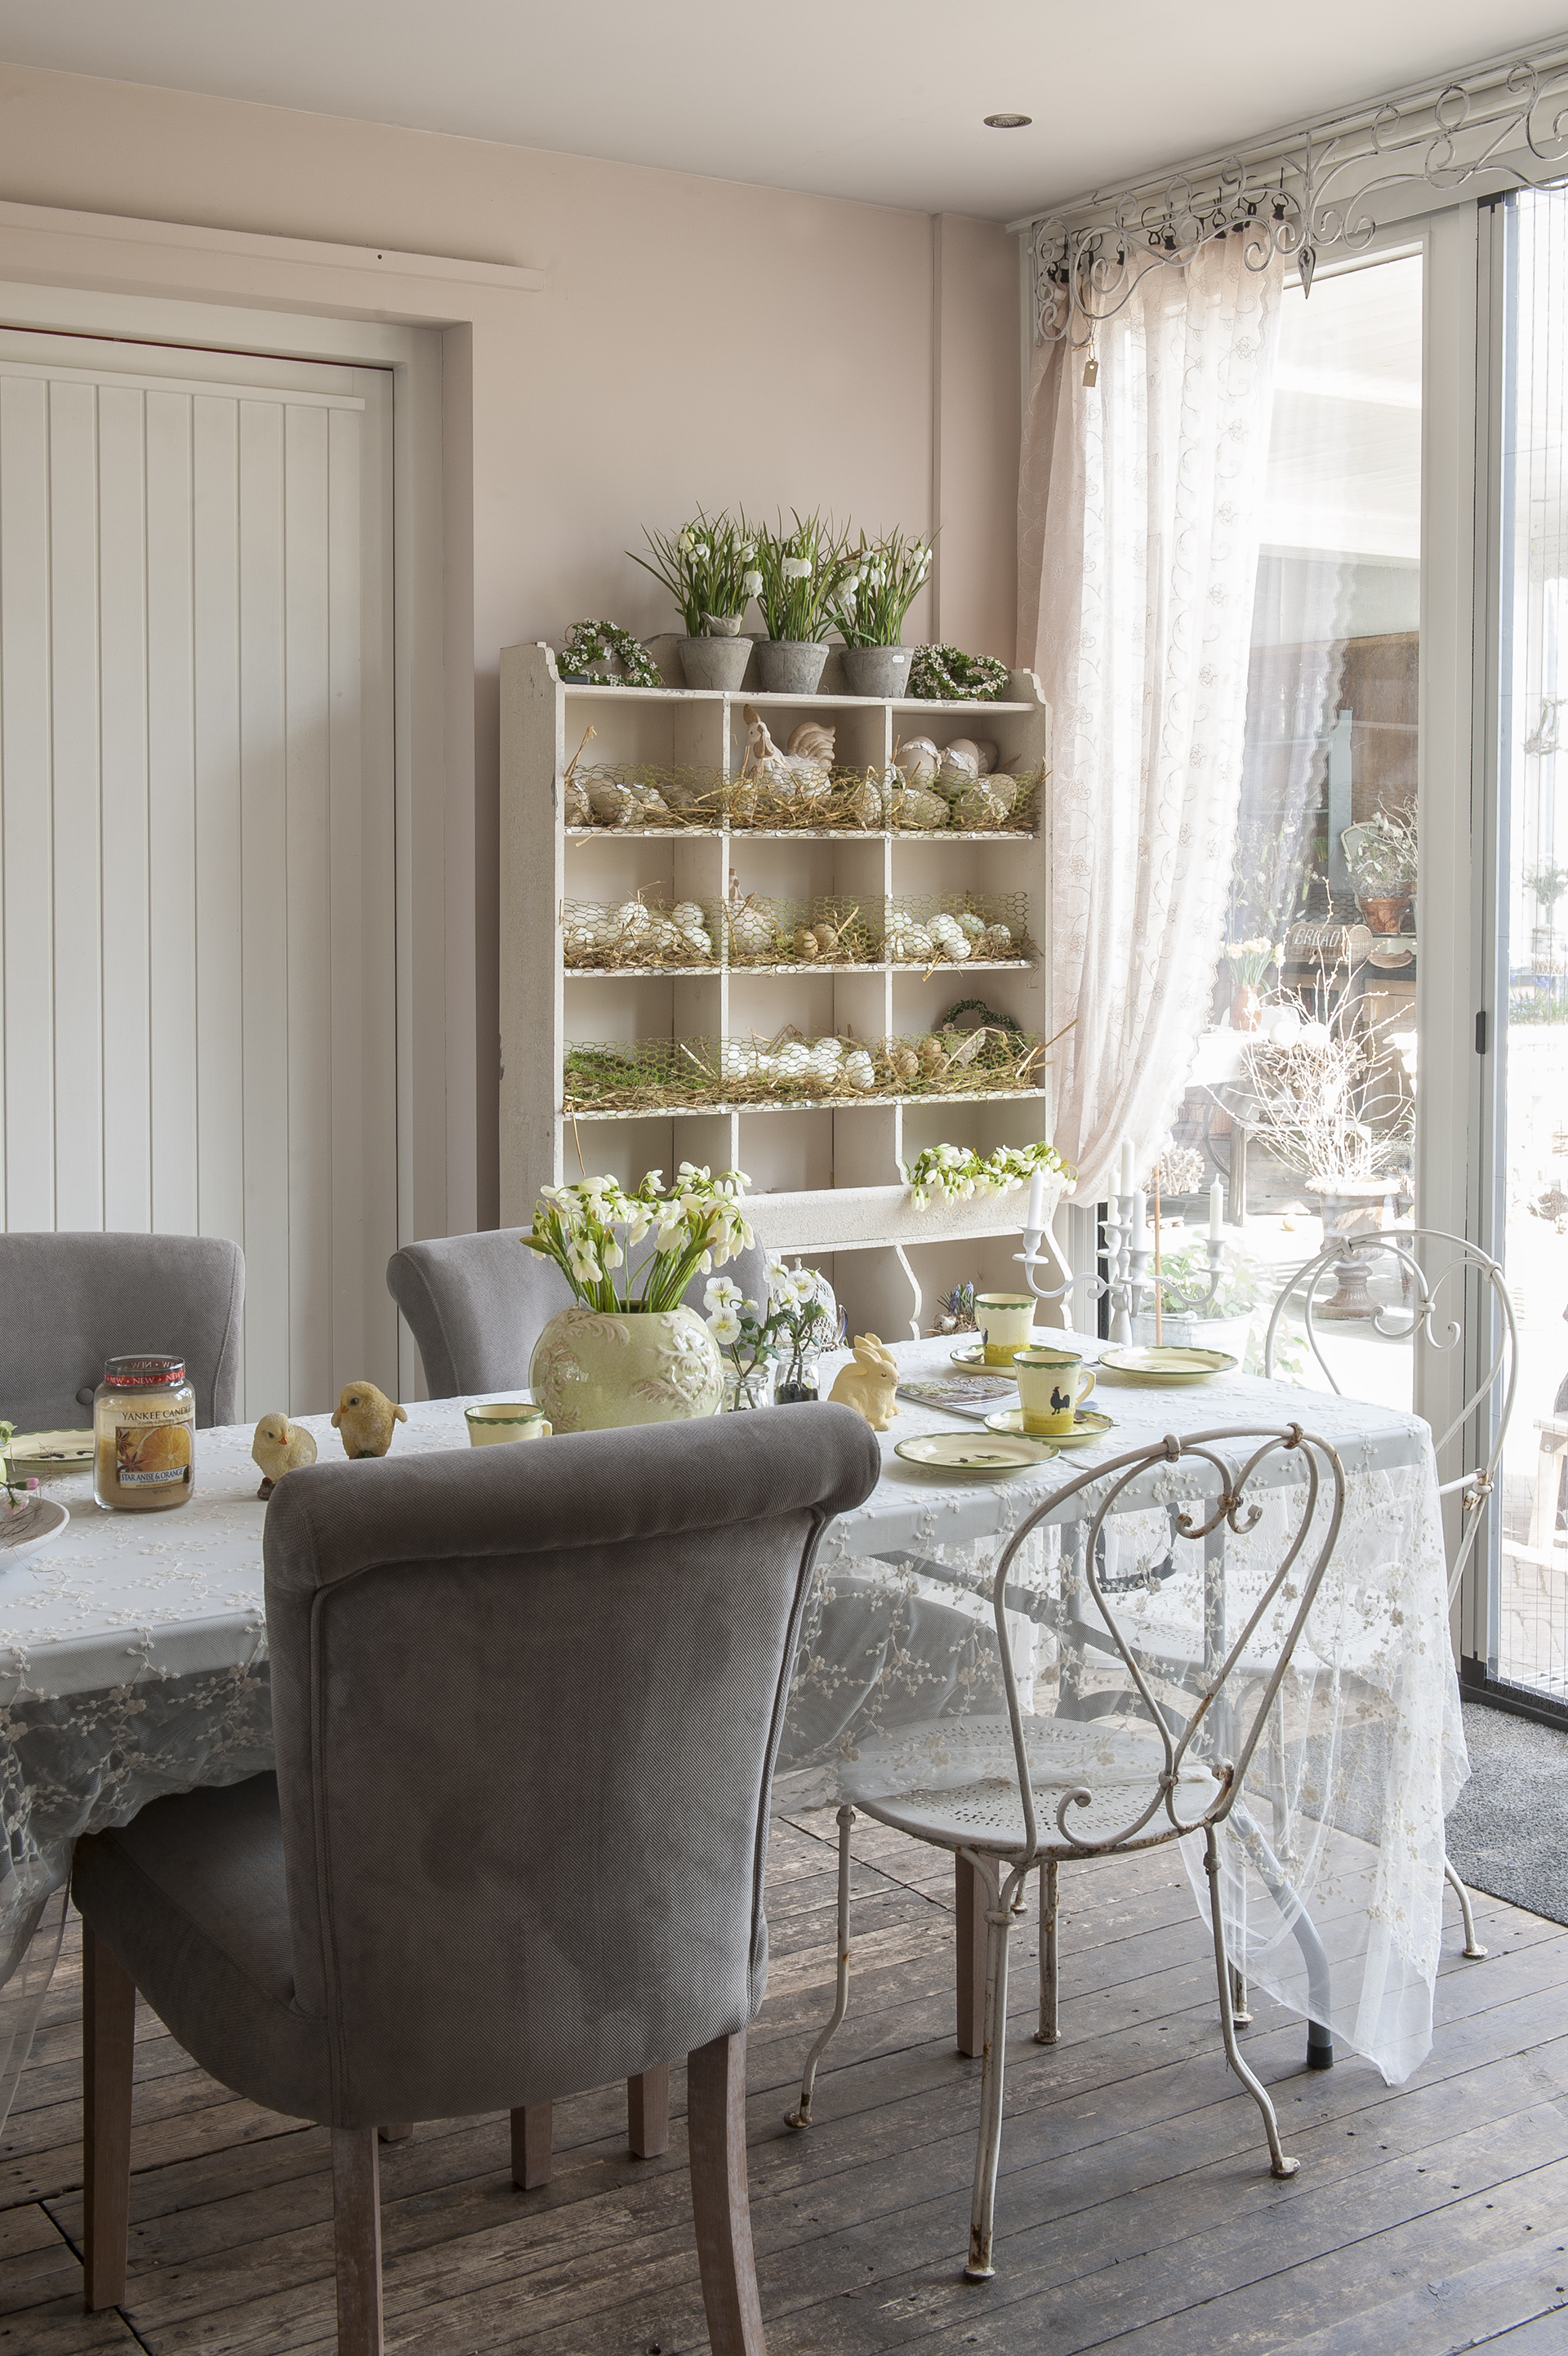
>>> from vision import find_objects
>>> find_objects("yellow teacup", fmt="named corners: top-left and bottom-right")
top-left (1013, 1347), bottom-right (1096, 1437)
top-left (974, 1293), bottom-right (1037, 1367)
top-left (465, 1401), bottom-right (551, 1447)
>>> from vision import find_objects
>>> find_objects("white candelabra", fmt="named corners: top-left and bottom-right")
top-left (1015, 1147), bottom-right (1232, 1345)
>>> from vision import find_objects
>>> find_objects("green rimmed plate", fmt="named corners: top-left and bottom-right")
top-left (3, 1429), bottom-right (94, 1473)
top-left (984, 1405), bottom-right (1115, 1446)
top-left (894, 1432), bottom-right (1057, 1478)
top-left (950, 1341), bottom-right (1043, 1370)
top-left (1096, 1345), bottom-right (1237, 1384)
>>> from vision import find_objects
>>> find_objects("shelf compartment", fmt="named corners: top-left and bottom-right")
top-left (562, 893), bottom-right (719, 971)
top-left (564, 1029), bottom-right (1049, 1116)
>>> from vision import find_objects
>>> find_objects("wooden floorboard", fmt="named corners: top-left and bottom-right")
top-left (4, 1813), bottom-right (1564, 2354)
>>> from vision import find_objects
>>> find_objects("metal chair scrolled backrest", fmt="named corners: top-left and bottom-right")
top-left (1262, 1226), bottom-right (1517, 1603)
top-left (988, 1426), bottom-right (1347, 1871)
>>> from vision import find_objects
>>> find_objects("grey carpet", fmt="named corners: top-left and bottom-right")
top-left (1444, 1699), bottom-right (1568, 1926)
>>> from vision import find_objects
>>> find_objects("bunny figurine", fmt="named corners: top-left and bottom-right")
top-left (827, 1334), bottom-right (901, 1432)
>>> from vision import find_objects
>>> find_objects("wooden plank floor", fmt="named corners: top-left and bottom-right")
top-left (4, 1808), bottom-right (1566, 2354)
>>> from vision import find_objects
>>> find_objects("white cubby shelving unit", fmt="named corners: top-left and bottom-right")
top-left (499, 638), bottom-right (1071, 1338)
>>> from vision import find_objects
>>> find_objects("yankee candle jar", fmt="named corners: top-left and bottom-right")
top-left (93, 1355), bottom-right (196, 1512)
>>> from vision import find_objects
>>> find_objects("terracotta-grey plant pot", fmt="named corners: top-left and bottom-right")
top-left (840, 644), bottom-right (914, 698)
top-left (755, 639), bottom-right (829, 694)
top-left (678, 636), bottom-right (753, 690)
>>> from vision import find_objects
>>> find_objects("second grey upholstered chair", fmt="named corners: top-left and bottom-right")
top-left (0, 1230), bottom-right (243, 1430)
top-left (73, 1406), bottom-right (880, 2355)
top-left (386, 1224), bottom-right (771, 1397)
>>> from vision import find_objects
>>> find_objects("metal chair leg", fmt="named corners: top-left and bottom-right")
top-left (1203, 1828), bottom-right (1298, 2180)
top-left (1229, 1963), bottom-right (1251, 2026)
top-left (1033, 1858), bottom-right (1059, 2045)
top-left (964, 1855), bottom-right (1016, 2282)
top-left (1444, 1855), bottom-right (1487, 1958)
top-left (786, 1805), bottom-right (855, 2129)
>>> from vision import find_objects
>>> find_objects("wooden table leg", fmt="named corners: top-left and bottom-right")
top-left (510, 2102), bottom-right (552, 2189)
top-left (628, 2064), bottom-right (670, 2158)
top-left (82, 1919), bottom-right (136, 2312)
top-left (956, 1853), bottom-right (987, 2059)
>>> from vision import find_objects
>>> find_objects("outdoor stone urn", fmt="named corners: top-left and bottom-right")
top-left (528, 1303), bottom-right (724, 1431)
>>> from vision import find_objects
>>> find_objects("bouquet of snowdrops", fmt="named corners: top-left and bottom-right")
top-left (704, 1259), bottom-right (840, 1399)
top-left (827, 528), bottom-right (933, 648)
top-left (523, 1164), bottom-right (754, 1313)
top-left (902, 1138), bottom-right (1071, 1211)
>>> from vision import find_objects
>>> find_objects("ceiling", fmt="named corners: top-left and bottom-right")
top-left (0, 2), bottom-right (1562, 222)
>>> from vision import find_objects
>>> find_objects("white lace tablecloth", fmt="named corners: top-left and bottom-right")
top-left (0, 1340), bottom-right (1464, 2124)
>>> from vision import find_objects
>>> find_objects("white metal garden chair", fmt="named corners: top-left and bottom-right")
top-left (787, 1425), bottom-right (1347, 2283)
top-left (1263, 1225), bottom-right (1517, 1959)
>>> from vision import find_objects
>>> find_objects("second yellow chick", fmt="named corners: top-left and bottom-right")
top-left (331, 1380), bottom-right (408, 1460)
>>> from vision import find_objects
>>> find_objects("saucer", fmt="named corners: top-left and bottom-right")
top-left (1096, 1346), bottom-right (1236, 1384)
top-left (950, 1342), bottom-right (1039, 1370)
top-left (985, 1406), bottom-right (1115, 1446)
top-left (894, 1432), bottom-right (1056, 1477)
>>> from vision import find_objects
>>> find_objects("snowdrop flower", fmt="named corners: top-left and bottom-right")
top-left (742, 569), bottom-right (763, 597)
top-left (781, 555), bottom-right (813, 580)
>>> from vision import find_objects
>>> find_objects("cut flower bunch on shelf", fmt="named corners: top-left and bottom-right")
top-left (901, 1138), bottom-right (1073, 1209)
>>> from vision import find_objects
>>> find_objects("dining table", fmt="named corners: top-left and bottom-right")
top-left (0, 1334), bottom-right (1466, 2129)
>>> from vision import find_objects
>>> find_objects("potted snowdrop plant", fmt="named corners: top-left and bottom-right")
top-left (523, 1164), bottom-right (754, 1430)
top-left (753, 511), bottom-right (852, 694)
top-left (828, 528), bottom-right (933, 698)
top-left (630, 511), bottom-right (755, 690)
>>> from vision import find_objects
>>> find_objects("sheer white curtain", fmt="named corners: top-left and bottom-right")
top-left (1018, 238), bottom-right (1286, 1198)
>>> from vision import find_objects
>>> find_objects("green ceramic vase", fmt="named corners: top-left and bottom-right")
top-left (528, 1305), bottom-right (724, 1432)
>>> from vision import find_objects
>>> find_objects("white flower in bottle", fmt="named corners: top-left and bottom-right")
top-left (708, 1307), bottom-right (743, 1345)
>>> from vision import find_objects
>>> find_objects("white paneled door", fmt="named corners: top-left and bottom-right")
top-left (0, 330), bottom-right (396, 1417)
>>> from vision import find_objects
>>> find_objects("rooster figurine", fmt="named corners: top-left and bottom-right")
top-left (331, 1380), bottom-right (407, 1460)
top-left (251, 1413), bottom-right (318, 1500)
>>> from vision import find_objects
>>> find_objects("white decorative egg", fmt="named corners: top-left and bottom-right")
top-left (844, 1050), bottom-right (877, 1091)
top-left (894, 737), bottom-right (940, 787)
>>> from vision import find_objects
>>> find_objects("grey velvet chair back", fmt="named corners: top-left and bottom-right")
top-left (386, 1226), bottom-right (771, 1398)
top-left (263, 1405), bottom-right (880, 2127)
top-left (0, 1230), bottom-right (244, 1430)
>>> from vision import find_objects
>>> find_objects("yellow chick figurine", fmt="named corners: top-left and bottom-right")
top-left (827, 1334), bottom-right (901, 1432)
top-left (332, 1380), bottom-right (407, 1460)
top-left (251, 1413), bottom-right (318, 1500)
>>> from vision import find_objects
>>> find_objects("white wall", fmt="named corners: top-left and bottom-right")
top-left (0, 62), bottom-right (1022, 1226)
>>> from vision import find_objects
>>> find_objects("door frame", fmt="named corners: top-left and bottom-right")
top-left (0, 198), bottom-right (542, 1396)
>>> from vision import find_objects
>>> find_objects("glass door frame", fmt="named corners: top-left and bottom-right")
top-left (1466, 192), bottom-right (1568, 1724)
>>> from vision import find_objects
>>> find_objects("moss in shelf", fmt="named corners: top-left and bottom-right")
top-left (562, 1027), bottom-right (1046, 1113)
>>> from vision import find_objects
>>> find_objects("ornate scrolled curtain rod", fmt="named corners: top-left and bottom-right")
top-left (1011, 37), bottom-right (1568, 345)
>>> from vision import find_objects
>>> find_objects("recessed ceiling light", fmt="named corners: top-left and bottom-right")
top-left (984, 113), bottom-right (1033, 129)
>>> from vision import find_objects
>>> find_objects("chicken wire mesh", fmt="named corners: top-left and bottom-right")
top-left (562, 762), bottom-right (1044, 836)
top-left (562, 891), bottom-right (1034, 971)
top-left (561, 897), bottom-right (718, 969)
top-left (562, 1026), bottom-right (1048, 1112)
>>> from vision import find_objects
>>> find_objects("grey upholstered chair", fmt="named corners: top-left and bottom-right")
top-left (0, 1230), bottom-right (244, 1429)
top-left (73, 1406), bottom-right (880, 2354)
top-left (386, 1225), bottom-right (771, 1398)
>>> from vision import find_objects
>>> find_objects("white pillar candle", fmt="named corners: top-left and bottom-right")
top-left (1209, 1178), bottom-right (1224, 1242)
top-left (1025, 1169), bottom-right (1049, 1235)
top-left (1119, 1138), bottom-right (1134, 1198)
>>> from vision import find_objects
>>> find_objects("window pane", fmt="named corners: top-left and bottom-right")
top-left (1495, 188), bottom-right (1568, 1705)
top-left (1163, 254), bottom-right (1422, 1402)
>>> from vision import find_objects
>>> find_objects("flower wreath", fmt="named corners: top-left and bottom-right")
top-left (557, 620), bottom-right (662, 688)
top-left (908, 644), bottom-right (1011, 702)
